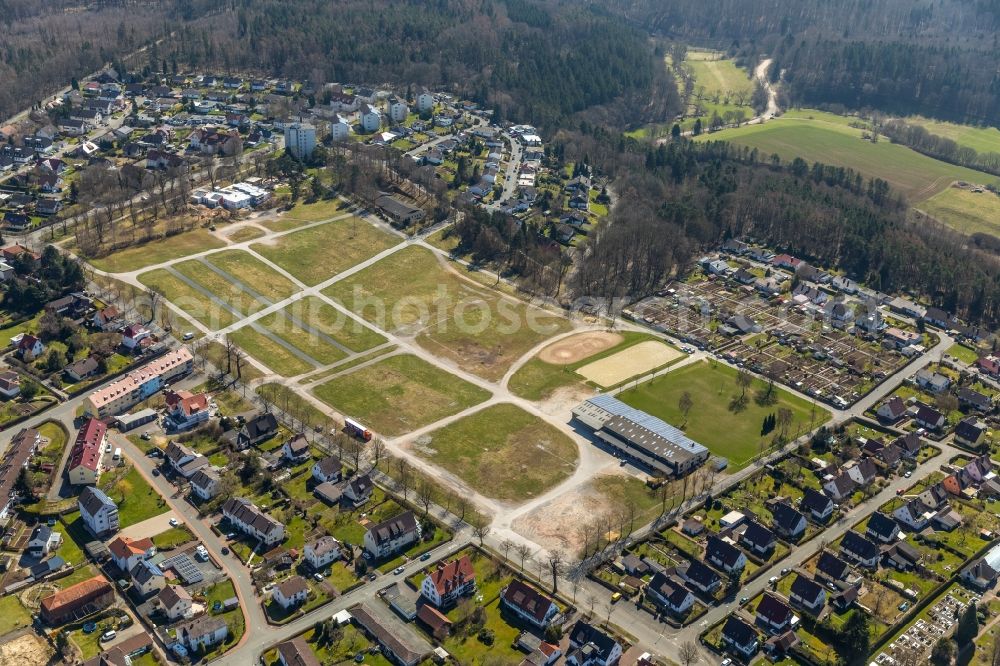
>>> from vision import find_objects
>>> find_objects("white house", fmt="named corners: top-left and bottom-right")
top-left (158, 584), bottom-right (194, 621)
top-left (190, 468), bottom-right (220, 501)
top-left (706, 536), bottom-right (746, 574)
top-left (281, 434), bottom-right (311, 464)
top-left (121, 323), bottom-right (152, 350)
top-left (164, 441), bottom-right (209, 478)
top-left (78, 486), bottom-right (119, 537)
top-left (360, 103), bottom-right (382, 133)
top-left (789, 575), bottom-right (826, 614)
top-left (130, 560), bottom-right (166, 597)
top-left (388, 98), bottom-right (408, 123)
top-left (501, 580), bottom-right (558, 629)
top-left (343, 474), bottom-right (374, 506)
top-left (363, 511), bottom-right (420, 559)
top-left (272, 575), bottom-right (309, 610)
top-left (222, 497), bottom-right (285, 546)
top-left (285, 123), bottom-right (316, 160)
top-left (330, 115), bottom-right (351, 142)
top-left (303, 536), bottom-right (341, 570)
top-left (893, 499), bottom-right (933, 531)
top-left (416, 89), bottom-right (434, 113)
top-left (311, 456), bottom-right (341, 484)
top-left (109, 536), bottom-right (156, 572)
top-left (67, 418), bottom-right (106, 486)
top-left (420, 555), bottom-right (476, 608)
top-left (566, 621), bottom-right (622, 666)
top-left (27, 525), bottom-right (61, 558)
top-left (177, 616), bottom-right (228, 652)
top-left (644, 572), bottom-right (694, 616)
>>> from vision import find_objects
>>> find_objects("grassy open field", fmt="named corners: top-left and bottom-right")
top-left (204, 250), bottom-right (299, 301)
top-left (325, 246), bottom-right (571, 380)
top-left (311, 354), bottom-right (491, 436)
top-left (138, 268), bottom-right (239, 329)
top-left (226, 226), bottom-right (266, 243)
top-left (107, 466), bottom-right (170, 527)
top-left (688, 55), bottom-right (753, 98)
top-left (256, 382), bottom-right (330, 429)
top-left (88, 229), bottom-right (225, 273)
top-left (251, 216), bottom-right (398, 285)
top-left (173, 259), bottom-right (270, 316)
top-left (0, 595), bottom-right (31, 636)
top-left (617, 360), bottom-right (829, 470)
top-left (229, 326), bottom-right (315, 376)
top-left (698, 108), bottom-right (996, 202)
top-left (918, 186), bottom-right (1000, 237)
top-left (413, 403), bottom-right (578, 502)
top-left (280, 296), bottom-right (387, 352)
top-left (907, 116), bottom-right (1000, 154)
top-left (279, 198), bottom-right (351, 222)
top-left (256, 312), bottom-right (347, 365)
top-left (510, 331), bottom-right (669, 400)
top-left (200, 340), bottom-right (265, 381)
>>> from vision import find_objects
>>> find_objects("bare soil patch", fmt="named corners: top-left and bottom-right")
top-left (0, 633), bottom-right (53, 666)
top-left (538, 331), bottom-right (623, 365)
top-left (576, 340), bottom-right (682, 386)
top-left (511, 477), bottom-right (623, 553)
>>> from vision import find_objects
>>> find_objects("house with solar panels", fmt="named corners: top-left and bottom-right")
top-left (572, 395), bottom-right (710, 477)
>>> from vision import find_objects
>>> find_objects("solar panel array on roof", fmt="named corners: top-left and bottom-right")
top-left (160, 552), bottom-right (204, 584)
top-left (581, 395), bottom-right (708, 455)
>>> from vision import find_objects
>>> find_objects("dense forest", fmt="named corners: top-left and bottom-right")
top-left (601, 0), bottom-right (1000, 126)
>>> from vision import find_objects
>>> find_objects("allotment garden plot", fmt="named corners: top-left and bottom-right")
top-left (627, 278), bottom-right (912, 407)
top-left (325, 245), bottom-right (572, 381)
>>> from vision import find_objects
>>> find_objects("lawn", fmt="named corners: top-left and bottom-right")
top-left (256, 312), bottom-right (348, 365)
top-left (88, 229), bottom-right (225, 273)
top-left (919, 186), bottom-right (1000, 237)
top-left (280, 198), bottom-right (352, 223)
top-left (697, 108), bottom-right (995, 203)
top-left (227, 226), bottom-right (266, 242)
top-left (103, 466), bottom-right (170, 527)
top-left (138, 268), bottom-right (239, 329)
top-left (251, 216), bottom-right (398, 286)
top-left (204, 250), bottom-right (299, 301)
top-left (414, 403), bottom-right (579, 502)
top-left (325, 246), bottom-right (571, 380)
top-left (617, 360), bottom-right (830, 470)
top-left (280, 297), bottom-right (387, 353)
top-left (509, 331), bottom-right (668, 400)
top-left (312, 354), bottom-right (491, 436)
top-left (256, 383), bottom-right (330, 430)
top-left (173, 259), bottom-right (270, 316)
top-left (262, 626), bottom-right (392, 666)
top-left (0, 595), bottom-right (32, 636)
top-left (687, 56), bottom-right (753, 98)
top-left (152, 526), bottom-right (194, 550)
top-left (69, 625), bottom-right (105, 659)
top-left (199, 340), bottom-right (265, 381)
top-left (229, 325), bottom-right (316, 377)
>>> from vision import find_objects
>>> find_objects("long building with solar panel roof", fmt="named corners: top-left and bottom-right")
top-left (572, 394), bottom-right (710, 476)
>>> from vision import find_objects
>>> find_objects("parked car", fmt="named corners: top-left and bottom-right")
top-left (420, 553), bottom-right (431, 561)
top-left (393, 566), bottom-right (405, 575)
top-left (169, 518), bottom-right (180, 527)
top-left (100, 630), bottom-right (116, 642)
top-left (610, 592), bottom-right (622, 603)
top-left (313, 573), bottom-right (324, 582)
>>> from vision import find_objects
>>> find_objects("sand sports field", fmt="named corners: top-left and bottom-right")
top-left (538, 331), bottom-right (623, 365)
top-left (576, 340), bottom-right (683, 386)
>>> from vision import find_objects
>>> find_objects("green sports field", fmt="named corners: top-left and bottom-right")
top-left (698, 109), bottom-right (995, 202)
top-left (617, 360), bottom-right (830, 470)
top-left (311, 353), bottom-right (491, 436)
top-left (414, 403), bottom-right (578, 502)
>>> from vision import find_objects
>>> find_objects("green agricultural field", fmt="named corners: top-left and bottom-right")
top-left (280, 297), bottom-right (387, 353)
top-left (414, 403), bottom-right (578, 502)
top-left (698, 109), bottom-right (996, 202)
top-left (906, 116), bottom-right (1000, 154)
top-left (256, 312), bottom-right (347, 365)
top-left (509, 331), bottom-right (667, 400)
top-left (618, 361), bottom-right (829, 470)
top-left (252, 216), bottom-right (398, 285)
top-left (88, 229), bottom-right (225, 273)
top-left (918, 186), bottom-right (1000, 237)
top-left (312, 354), bottom-right (490, 436)
top-left (204, 250), bottom-right (299, 301)
top-left (138, 269), bottom-right (239, 329)
top-left (325, 246), bottom-right (571, 380)
top-left (173, 259), bottom-right (271, 316)
top-left (229, 326), bottom-right (316, 376)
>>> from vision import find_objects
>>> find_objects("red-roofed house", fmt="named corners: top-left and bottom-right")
top-left (122, 323), bottom-right (152, 349)
top-left (164, 390), bottom-right (210, 431)
top-left (771, 254), bottom-right (803, 271)
top-left (67, 418), bottom-right (107, 485)
top-left (108, 535), bottom-right (156, 572)
top-left (420, 555), bottom-right (477, 608)
top-left (15, 333), bottom-right (44, 359)
top-left (40, 575), bottom-right (113, 625)
top-left (978, 356), bottom-right (1000, 378)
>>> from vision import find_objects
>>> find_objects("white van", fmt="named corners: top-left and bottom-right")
top-left (112, 448), bottom-right (122, 461)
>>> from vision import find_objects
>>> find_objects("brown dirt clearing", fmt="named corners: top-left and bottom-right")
top-left (537, 331), bottom-right (623, 365)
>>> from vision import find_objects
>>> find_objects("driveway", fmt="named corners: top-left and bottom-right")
top-left (116, 510), bottom-right (180, 542)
